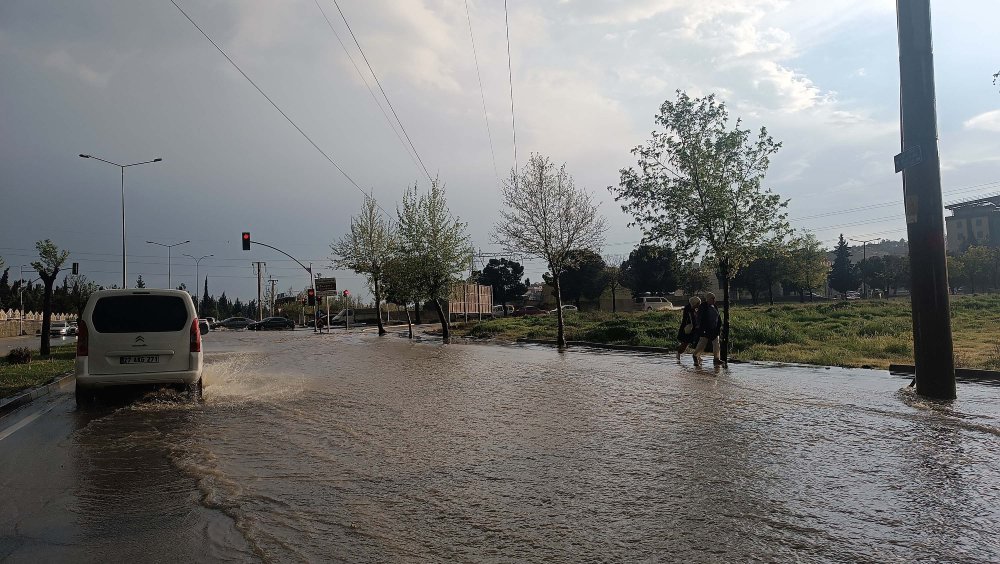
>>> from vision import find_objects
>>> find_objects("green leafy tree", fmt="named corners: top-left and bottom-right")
top-left (612, 91), bottom-right (788, 361)
top-left (857, 256), bottom-right (887, 296)
top-left (0, 267), bottom-right (10, 309)
top-left (961, 245), bottom-right (993, 293)
top-left (397, 178), bottom-right (473, 342)
top-left (882, 254), bottom-right (910, 295)
top-left (546, 250), bottom-right (607, 309)
top-left (785, 232), bottom-right (830, 301)
top-left (477, 258), bottom-right (527, 314)
top-left (680, 263), bottom-right (713, 296)
top-left (31, 239), bottom-right (70, 355)
top-left (383, 254), bottom-right (422, 338)
top-left (828, 234), bottom-right (857, 294)
top-left (331, 194), bottom-right (396, 336)
top-left (493, 154), bottom-right (607, 348)
top-left (619, 244), bottom-right (680, 298)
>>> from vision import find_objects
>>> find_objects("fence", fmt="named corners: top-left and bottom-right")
top-left (448, 283), bottom-right (493, 322)
top-left (0, 310), bottom-right (75, 338)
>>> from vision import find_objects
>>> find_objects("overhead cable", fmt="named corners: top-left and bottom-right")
top-left (464, 0), bottom-right (501, 187)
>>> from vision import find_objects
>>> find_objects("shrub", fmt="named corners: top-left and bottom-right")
top-left (7, 347), bottom-right (32, 365)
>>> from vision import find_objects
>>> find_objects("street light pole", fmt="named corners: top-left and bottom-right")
top-left (183, 253), bottom-right (213, 314)
top-left (850, 238), bottom-right (877, 297)
top-left (146, 240), bottom-right (190, 288)
top-left (79, 154), bottom-right (162, 289)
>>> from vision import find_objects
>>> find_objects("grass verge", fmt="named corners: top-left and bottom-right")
top-left (455, 295), bottom-right (1000, 371)
top-left (0, 344), bottom-right (75, 399)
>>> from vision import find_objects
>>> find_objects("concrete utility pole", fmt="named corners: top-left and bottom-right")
top-left (267, 278), bottom-right (278, 317)
top-left (896, 0), bottom-right (956, 399)
top-left (253, 262), bottom-right (266, 321)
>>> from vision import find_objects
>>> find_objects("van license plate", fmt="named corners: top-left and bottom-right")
top-left (120, 355), bottom-right (159, 364)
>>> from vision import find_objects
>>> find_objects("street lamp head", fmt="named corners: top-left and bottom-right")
top-left (79, 154), bottom-right (91, 158)
top-left (153, 158), bottom-right (163, 162)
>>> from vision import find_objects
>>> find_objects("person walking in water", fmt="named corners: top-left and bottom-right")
top-left (693, 292), bottom-right (723, 366)
top-left (676, 296), bottom-right (701, 360)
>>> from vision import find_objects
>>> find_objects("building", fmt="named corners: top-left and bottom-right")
top-left (945, 195), bottom-right (1000, 254)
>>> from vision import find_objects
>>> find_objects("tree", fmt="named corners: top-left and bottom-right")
top-left (612, 91), bottom-right (788, 361)
top-left (494, 153), bottom-right (607, 348)
top-left (603, 255), bottom-right (625, 313)
top-left (548, 250), bottom-right (607, 309)
top-left (383, 254), bottom-right (422, 338)
top-left (857, 256), bottom-right (887, 297)
top-left (31, 240), bottom-right (69, 356)
top-left (396, 178), bottom-right (473, 342)
top-left (618, 244), bottom-right (680, 298)
top-left (882, 254), bottom-right (910, 295)
top-left (680, 263), bottom-right (713, 296)
top-left (828, 234), bottom-right (857, 294)
top-left (135, 274), bottom-right (146, 288)
top-left (961, 245), bottom-right (993, 293)
top-left (477, 258), bottom-right (527, 314)
top-left (331, 194), bottom-right (396, 336)
top-left (785, 232), bottom-right (829, 301)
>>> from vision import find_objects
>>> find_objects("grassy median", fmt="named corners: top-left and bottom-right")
top-left (456, 295), bottom-right (1000, 370)
top-left (0, 344), bottom-right (75, 399)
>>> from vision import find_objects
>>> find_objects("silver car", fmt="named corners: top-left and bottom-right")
top-left (75, 289), bottom-right (204, 404)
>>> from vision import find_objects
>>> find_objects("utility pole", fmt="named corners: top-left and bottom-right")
top-left (267, 278), bottom-right (278, 316)
top-left (850, 238), bottom-right (877, 297)
top-left (896, 0), bottom-right (955, 399)
top-left (253, 262), bottom-right (266, 321)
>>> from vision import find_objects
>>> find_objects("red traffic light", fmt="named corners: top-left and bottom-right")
top-left (343, 289), bottom-right (350, 297)
top-left (307, 288), bottom-right (316, 306)
top-left (242, 232), bottom-right (251, 251)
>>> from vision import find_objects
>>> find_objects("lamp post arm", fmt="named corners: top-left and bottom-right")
top-left (250, 241), bottom-right (313, 275)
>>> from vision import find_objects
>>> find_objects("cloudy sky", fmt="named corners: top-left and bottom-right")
top-left (2, 0), bottom-right (998, 302)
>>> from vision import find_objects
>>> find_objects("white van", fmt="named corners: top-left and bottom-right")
top-left (75, 289), bottom-right (204, 404)
top-left (634, 296), bottom-right (675, 311)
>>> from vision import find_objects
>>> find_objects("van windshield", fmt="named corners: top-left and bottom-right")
top-left (92, 295), bottom-right (189, 333)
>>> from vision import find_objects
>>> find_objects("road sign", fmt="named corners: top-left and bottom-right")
top-left (315, 277), bottom-right (337, 297)
top-left (894, 145), bottom-right (923, 173)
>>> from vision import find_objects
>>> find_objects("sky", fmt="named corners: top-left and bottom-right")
top-left (2, 0), bottom-right (999, 303)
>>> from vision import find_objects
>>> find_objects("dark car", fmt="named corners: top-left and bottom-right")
top-left (215, 316), bottom-right (255, 330)
top-left (511, 306), bottom-right (547, 317)
top-left (247, 317), bottom-right (295, 331)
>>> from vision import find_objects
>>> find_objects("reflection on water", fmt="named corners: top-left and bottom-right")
top-left (62, 331), bottom-right (1000, 561)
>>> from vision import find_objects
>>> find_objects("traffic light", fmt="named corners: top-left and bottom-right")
top-left (242, 232), bottom-right (251, 251)
top-left (307, 288), bottom-right (316, 306)
top-left (343, 289), bottom-right (350, 297)
top-left (72, 262), bottom-right (79, 275)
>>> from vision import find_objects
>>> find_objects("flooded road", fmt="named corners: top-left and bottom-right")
top-left (2, 328), bottom-right (1000, 562)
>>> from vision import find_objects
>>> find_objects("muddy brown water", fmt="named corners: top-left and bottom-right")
top-left (2, 329), bottom-right (1000, 562)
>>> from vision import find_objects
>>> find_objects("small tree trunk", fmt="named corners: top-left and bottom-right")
top-left (432, 298), bottom-right (450, 343)
top-left (720, 261), bottom-right (731, 363)
top-left (405, 305), bottom-right (413, 339)
top-left (414, 302), bottom-right (422, 325)
top-left (611, 285), bottom-right (617, 313)
top-left (373, 276), bottom-right (386, 336)
top-left (553, 274), bottom-right (566, 349)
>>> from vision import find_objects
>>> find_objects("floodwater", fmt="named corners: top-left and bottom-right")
top-left (3, 329), bottom-right (1000, 563)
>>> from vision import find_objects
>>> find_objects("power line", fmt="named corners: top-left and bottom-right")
top-left (312, 0), bottom-right (424, 176)
top-left (169, 0), bottom-right (365, 192)
top-left (464, 0), bottom-right (500, 187)
top-left (330, 0), bottom-right (434, 183)
top-left (792, 181), bottom-right (1000, 222)
top-left (504, 0), bottom-right (518, 173)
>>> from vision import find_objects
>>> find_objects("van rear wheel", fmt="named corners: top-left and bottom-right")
top-left (186, 378), bottom-right (203, 401)
top-left (75, 383), bottom-right (95, 407)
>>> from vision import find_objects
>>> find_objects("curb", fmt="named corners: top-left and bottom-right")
top-left (0, 371), bottom-right (74, 418)
top-left (888, 364), bottom-right (1000, 380)
top-left (515, 338), bottom-right (746, 363)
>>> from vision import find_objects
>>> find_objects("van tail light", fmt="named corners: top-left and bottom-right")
top-left (190, 318), bottom-right (202, 353)
top-left (76, 320), bottom-right (88, 357)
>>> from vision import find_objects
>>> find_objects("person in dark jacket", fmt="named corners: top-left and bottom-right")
top-left (676, 296), bottom-right (701, 359)
top-left (693, 292), bottom-right (723, 366)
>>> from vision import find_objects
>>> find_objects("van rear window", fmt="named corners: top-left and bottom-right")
top-left (92, 295), bottom-right (189, 333)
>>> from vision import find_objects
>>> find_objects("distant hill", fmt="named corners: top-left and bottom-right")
top-left (826, 239), bottom-right (908, 264)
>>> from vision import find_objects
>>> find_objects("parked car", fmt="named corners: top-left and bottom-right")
top-left (511, 306), bottom-right (547, 317)
top-left (215, 316), bottom-right (255, 330)
top-left (634, 296), bottom-right (675, 311)
top-left (491, 305), bottom-right (515, 318)
top-left (198, 319), bottom-right (212, 334)
top-left (203, 317), bottom-right (217, 327)
top-left (844, 291), bottom-right (861, 300)
top-left (247, 317), bottom-right (295, 331)
top-left (49, 321), bottom-right (77, 337)
top-left (549, 305), bottom-right (579, 315)
top-left (74, 289), bottom-right (204, 405)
